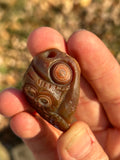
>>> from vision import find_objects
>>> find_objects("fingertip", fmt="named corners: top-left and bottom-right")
top-left (67, 29), bottom-right (108, 60)
top-left (27, 27), bottom-right (66, 56)
top-left (0, 88), bottom-right (31, 117)
top-left (10, 112), bottom-right (41, 139)
top-left (68, 29), bottom-right (99, 45)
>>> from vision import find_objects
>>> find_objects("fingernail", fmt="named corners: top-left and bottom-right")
top-left (66, 128), bottom-right (93, 159)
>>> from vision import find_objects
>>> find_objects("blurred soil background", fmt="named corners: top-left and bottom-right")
top-left (0, 0), bottom-right (120, 159)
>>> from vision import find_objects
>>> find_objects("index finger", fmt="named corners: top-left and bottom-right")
top-left (67, 30), bottom-right (120, 128)
top-left (27, 27), bottom-right (66, 56)
top-left (0, 27), bottom-right (66, 117)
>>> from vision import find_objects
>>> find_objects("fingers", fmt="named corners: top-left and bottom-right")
top-left (10, 111), bottom-right (60, 160)
top-left (76, 76), bottom-right (109, 131)
top-left (10, 110), bottom-right (61, 139)
top-left (0, 88), bottom-right (33, 117)
top-left (57, 121), bottom-right (108, 160)
top-left (67, 30), bottom-right (120, 128)
top-left (10, 112), bottom-right (41, 138)
top-left (27, 27), bottom-right (66, 56)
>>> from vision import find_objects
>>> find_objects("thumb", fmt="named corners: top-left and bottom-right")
top-left (57, 121), bottom-right (108, 160)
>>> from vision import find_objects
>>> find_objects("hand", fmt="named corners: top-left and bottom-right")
top-left (0, 27), bottom-right (120, 160)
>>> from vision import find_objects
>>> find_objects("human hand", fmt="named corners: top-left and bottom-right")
top-left (0, 27), bottom-right (120, 160)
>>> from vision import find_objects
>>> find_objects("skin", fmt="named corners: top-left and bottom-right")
top-left (0, 27), bottom-right (120, 159)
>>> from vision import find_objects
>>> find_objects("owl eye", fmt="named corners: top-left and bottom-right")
top-left (24, 85), bottom-right (36, 99)
top-left (50, 62), bottom-right (72, 85)
top-left (37, 95), bottom-right (52, 108)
